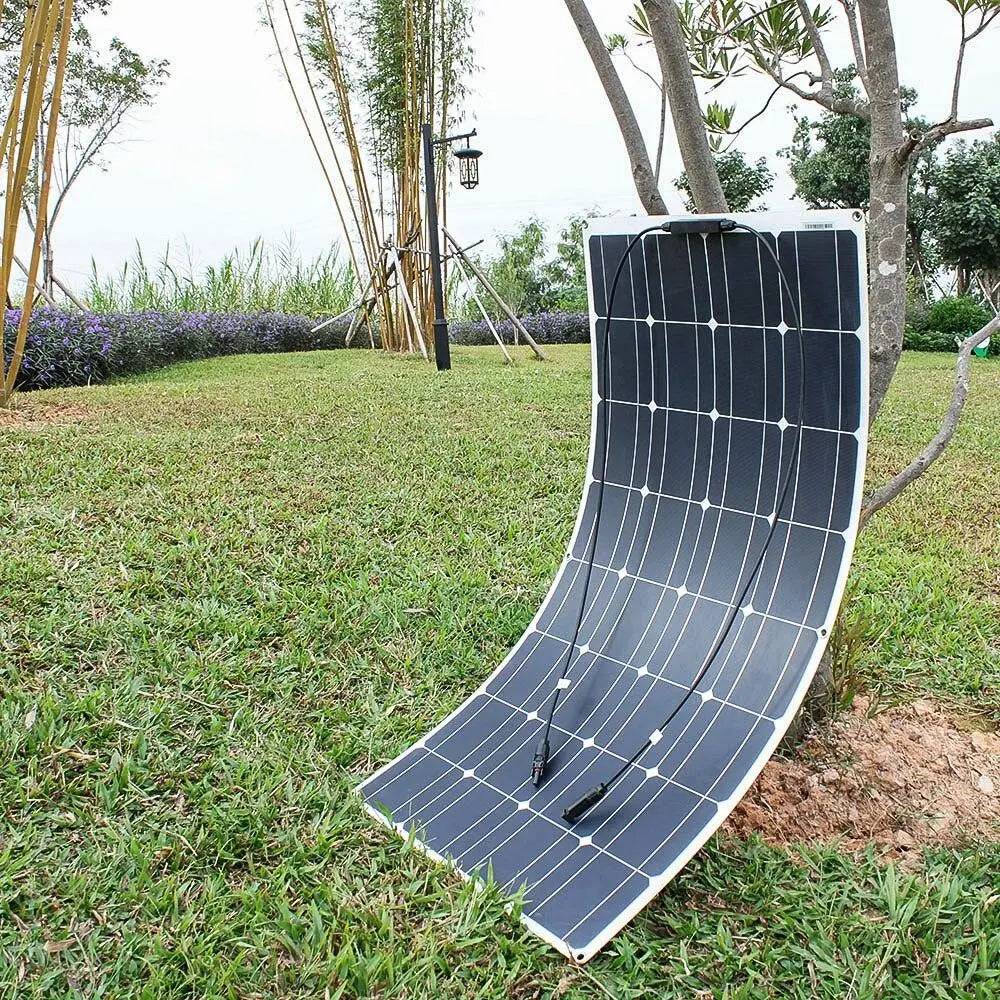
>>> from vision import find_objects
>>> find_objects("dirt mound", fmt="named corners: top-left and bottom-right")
top-left (725, 697), bottom-right (999, 857)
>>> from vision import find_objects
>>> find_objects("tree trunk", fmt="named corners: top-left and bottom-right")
top-left (782, 0), bottom-right (913, 746)
top-left (642, 0), bottom-right (728, 213)
top-left (562, 0), bottom-right (668, 215)
top-left (859, 0), bottom-right (909, 421)
top-left (782, 648), bottom-right (834, 749)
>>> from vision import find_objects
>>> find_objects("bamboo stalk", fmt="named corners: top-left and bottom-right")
top-left (269, 1), bottom-right (472, 360)
top-left (390, 245), bottom-right (429, 360)
top-left (0, 1), bottom-right (47, 306)
top-left (276, 0), bottom-right (383, 351)
top-left (6, 0), bottom-right (73, 398)
top-left (0, 1), bottom-right (39, 168)
top-left (264, 0), bottom-right (361, 286)
top-left (1, 0), bottom-right (74, 404)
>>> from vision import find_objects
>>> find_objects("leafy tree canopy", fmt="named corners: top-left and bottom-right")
top-left (468, 220), bottom-right (550, 318)
top-left (929, 137), bottom-right (1000, 275)
top-left (461, 213), bottom-right (598, 318)
top-left (676, 150), bottom-right (774, 212)
top-left (542, 213), bottom-right (596, 313)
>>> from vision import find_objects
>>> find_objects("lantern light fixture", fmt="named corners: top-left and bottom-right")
top-left (454, 141), bottom-right (483, 190)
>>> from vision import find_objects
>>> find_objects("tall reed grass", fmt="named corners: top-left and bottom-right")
top-left (86, 240), bottom-right (358, 317)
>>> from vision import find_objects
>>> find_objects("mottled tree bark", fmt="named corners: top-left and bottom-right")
top-left (642, 0), bottom-right (728, 213)
top-left (858, 0), bottom-right (909, 421)
top-left (561, 0), bottom-right (668, 215)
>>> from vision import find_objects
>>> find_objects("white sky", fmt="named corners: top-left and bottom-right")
top-left (43, 0), bottom-right (999, 290)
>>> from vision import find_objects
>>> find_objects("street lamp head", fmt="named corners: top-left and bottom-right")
top-left (454, 144), bottom-right (482, 190)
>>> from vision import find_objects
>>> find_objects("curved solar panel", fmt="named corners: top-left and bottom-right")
top-left (359, 210), bottom-right (869, 964)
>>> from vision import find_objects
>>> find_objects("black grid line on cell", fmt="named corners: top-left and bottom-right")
top-left (359, 214), bottom-right (867, 965)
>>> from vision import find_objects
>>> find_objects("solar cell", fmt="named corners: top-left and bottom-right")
top-left (359, 210), bottom-right (869, 964)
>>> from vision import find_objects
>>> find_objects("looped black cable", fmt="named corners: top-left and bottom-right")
top-left (526, 218), bottom-right (807, 825)
top-left (531, 221), bottom-right (666, 788)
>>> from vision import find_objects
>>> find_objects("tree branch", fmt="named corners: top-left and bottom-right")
top-left (718, 75), bottom-right (810, 151)
top-left (861, 316), bottom-right (999, 524)
top-left (654, 72), bottom-right (667, 181)
top-left (951, 9), bottom-right (968, 122)
top-left (796, 0), bottom-right (834, 100)
top-left (616, 46), bottom-right (669, 180)
top-left (621, 48), bottom-right (662, 92)
top-left (895, 3), bottom-right (998, 165)
top-left (839, 0), bottom-right (869, 93)
top-left (45, 95), bottom-right (134, 234)
top-left (901, 116), bottom-right (994, 162)
top-left (756, 49), bottom-right (869, 119)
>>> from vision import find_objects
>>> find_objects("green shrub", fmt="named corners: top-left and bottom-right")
top-left (924, 295), bottom-right (990, 339)
top-left (904, 328), bottom-right (960, 352)
top-left (904, 295), bottom-right (995, 353)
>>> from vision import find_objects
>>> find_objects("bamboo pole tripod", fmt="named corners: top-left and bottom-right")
top-left (314, 231), bottom-right (547, 365)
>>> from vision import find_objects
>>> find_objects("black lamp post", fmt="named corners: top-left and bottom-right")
top-left (422, 124), bottom-right (482, 371)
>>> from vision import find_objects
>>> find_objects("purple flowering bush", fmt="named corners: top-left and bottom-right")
top-left (4, 308), bottom-right (593, 392)
top-left (4, 309), bottom-right (353, 392)
top-left (450, 311), bottom-right (590, 347)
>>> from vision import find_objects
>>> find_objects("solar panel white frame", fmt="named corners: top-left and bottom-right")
top-left (358, 209), bottom-right (869, 964)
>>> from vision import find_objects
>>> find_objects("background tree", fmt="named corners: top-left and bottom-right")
top-left (906, 150), bottom-right (942, 297)
top-left (929, 136), bottom-right (1000, 303)
top-left (677, 150), bottom-right (773, 211)
top-left (453, 213), bottom-right (597, 319)
top-left (1, 0), bottom-right (168, 300)
top-left (782, 70), bottom-right (875, 210)
top-left (473, 220), bottom-right (551, 319)
top-left (543, 213), bottom-right (596, 312)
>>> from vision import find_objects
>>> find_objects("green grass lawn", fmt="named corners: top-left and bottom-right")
top-left (1, 347), bottom-right (997, 998)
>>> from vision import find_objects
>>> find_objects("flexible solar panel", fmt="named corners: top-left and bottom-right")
top-left (359, 210), bottom-right (869, 964)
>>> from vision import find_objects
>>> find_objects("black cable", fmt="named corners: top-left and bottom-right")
top-left (530, 222), bottom-right (665, 787)
top-left (559, 220), bottom-right (807, 824)
top-left (532, 220), bottom-right (742, 785)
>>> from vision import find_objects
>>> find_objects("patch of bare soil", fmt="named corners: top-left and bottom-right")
top-left (0, 401), bottom-right (95, 429)
top-left (725, 697), bottom-right (1000, 858)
